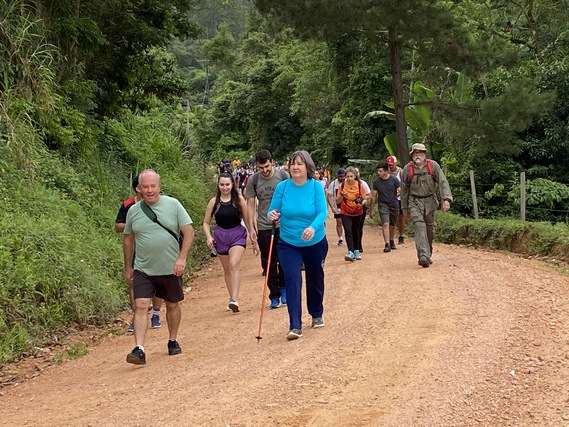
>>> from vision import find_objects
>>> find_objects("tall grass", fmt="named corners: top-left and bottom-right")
top-left (0, 170), bottom-right (124, 363)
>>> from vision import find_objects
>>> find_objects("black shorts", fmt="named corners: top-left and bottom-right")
top-left (133, 270), bottom-right (184, 303)
top-left (334, 213), bottom-right (342, 219)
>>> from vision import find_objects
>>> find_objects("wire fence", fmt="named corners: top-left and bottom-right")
top-left (449, 171), bottom-right (569, 223)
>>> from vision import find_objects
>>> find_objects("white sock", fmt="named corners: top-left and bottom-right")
top-left (136, 345), bottom-right (145, 352)
top-left (152, 308), bottom-right (160, 317)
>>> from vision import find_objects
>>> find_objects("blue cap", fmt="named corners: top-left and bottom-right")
top-left (337, 168), bottom-right (346, 176)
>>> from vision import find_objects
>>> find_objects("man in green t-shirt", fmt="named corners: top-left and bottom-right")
top-left (123, 169), bottom-right (195, 365)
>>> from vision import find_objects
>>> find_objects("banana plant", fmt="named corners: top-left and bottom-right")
top-left (366, 73), bottom-right (471, 159)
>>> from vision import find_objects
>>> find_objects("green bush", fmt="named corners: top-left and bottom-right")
top-left (436, 212), bottom-right (569, 260)
top-left (0, 184), bottom-right (124, 363)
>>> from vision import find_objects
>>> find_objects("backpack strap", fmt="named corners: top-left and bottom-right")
top-left (140, 201), bottom-right (182, 247)
top-left (406, 159), bottom-right (435, 184)
top-left (426, 159), bottom-right (434, 178)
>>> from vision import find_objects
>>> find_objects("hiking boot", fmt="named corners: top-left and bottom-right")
top-left (126, 346), bottom-right (146, 365)
top-left (344, 251), bottom-right (355, 261)
top-left (270, 298), bottom-right (281, 309)
top-left (390, 240), bottom-right (397, 250)
top-left (150, 315), bottom-right (161, 329)
top-left (354, 250), bottom-right (362, 260)
top-left (312, 317), bottom-right (325, 328)
top-left (168, 340), bottom-right (182, 356)
top-left (337, 238), bottom-right (343, 246)
top-left (127, 321), bottom-right (134, 333)
top-left (286, 329), bottom-right (303, 340)
top-left (280, 288), bottom-right (287, 305)
top-left (419, 257), bottom-right (430, 268)
top-left (228, 300), bottom-right (240, 313)
top-left (383, 244), bottom-right (391, 253)
top-left (398, 236), bottom-right (405, 245)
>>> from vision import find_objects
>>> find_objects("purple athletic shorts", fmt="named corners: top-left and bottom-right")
top-left (214, 224), bottom-right (247, 255)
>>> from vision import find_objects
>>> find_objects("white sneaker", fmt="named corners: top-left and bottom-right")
top-left (228, 300), bottom-right (240, 313)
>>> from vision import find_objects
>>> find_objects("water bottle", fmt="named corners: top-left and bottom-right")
top-left (210, 240), bottom-right (217, 257)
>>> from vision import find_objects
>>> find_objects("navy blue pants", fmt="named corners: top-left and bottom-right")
top-left (278, 237), bottom-right (329, 330)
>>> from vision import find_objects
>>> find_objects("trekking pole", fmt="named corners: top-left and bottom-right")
top-left (255, 222), bottom-right (276, 343)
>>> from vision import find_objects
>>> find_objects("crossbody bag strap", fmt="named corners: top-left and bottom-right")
top-left (140, 201), bottom-right (181, 244)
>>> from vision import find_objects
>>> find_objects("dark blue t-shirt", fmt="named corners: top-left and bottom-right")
top-left (373, 175), bottom-right (400, 206)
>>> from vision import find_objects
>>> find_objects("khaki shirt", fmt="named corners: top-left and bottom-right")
top-left (400, 160), bottom-right (453, 211)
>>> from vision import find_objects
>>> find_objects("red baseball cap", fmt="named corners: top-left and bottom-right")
top-left (386, 155), bottom-right (397, 165)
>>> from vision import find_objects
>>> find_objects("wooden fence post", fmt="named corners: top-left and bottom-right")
top-left (520, 172), bottom-right (526, 221)
top-left (469, 170), bottom-right (479, 219)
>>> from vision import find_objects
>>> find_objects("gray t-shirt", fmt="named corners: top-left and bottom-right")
top-left (245, 169), bottom-right (289, 231)
top-left (125, 195), bottom-right (193, 276)
top-left (373, 175), bottom-right (400, 207)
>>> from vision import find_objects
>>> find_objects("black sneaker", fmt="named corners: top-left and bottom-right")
top-left (311, 317), bottom-right (325, 328)
top-left (418, 257), bottom-right (430, 268)
top-left (126, 346), bottom-right (146, 365)
top-left (389, 240), bottom-right (397, 250)
top-left (383, 244), bottom-right (391, 253)
top-left (168, 340), bottom-right (182, 355)
top-left (398, 236), bottom-right (405, 245)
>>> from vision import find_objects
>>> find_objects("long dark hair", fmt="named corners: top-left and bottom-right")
top-left (215, 172), bottom-right (242, 218)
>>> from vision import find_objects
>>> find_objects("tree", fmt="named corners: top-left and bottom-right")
top-left (254, 0), bottom-right (479, 164)
top-left (32, 0), bottom-right (203, 115)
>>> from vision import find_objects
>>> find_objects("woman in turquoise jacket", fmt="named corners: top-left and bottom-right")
top-left (268, 150), bottom-right (328, 340)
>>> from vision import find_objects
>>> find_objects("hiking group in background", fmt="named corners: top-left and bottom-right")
top-left (118, 147), bottom-right (452, 364)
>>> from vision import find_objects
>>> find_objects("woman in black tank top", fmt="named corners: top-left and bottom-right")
top-left (203, 173), bottom-right (258, 313)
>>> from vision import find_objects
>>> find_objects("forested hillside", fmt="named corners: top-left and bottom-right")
top-left (2, 0), bottom-right (569, 363)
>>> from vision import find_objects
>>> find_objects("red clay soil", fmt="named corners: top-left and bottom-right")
top-left (1, 215), bottom-right (569, 426)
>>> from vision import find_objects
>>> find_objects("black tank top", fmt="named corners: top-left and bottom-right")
top-left (214, 201), bottom-right (241, 229)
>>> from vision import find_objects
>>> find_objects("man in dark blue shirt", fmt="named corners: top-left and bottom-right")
top-left (370, 163), bottom-right (400, 253)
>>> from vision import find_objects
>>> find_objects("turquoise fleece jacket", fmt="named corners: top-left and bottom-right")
top-left (268, 178), bottom-right (327, 247)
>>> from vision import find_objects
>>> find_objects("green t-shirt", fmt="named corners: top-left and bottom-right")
top-left (124, 195), bottom-right (193, 276)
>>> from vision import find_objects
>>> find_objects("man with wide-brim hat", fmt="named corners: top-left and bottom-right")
top-left (400, 142), bottom-right (453, 268)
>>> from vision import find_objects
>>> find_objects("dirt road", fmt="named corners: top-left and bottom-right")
top-left (2, 216), bottom-right (569, 426)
